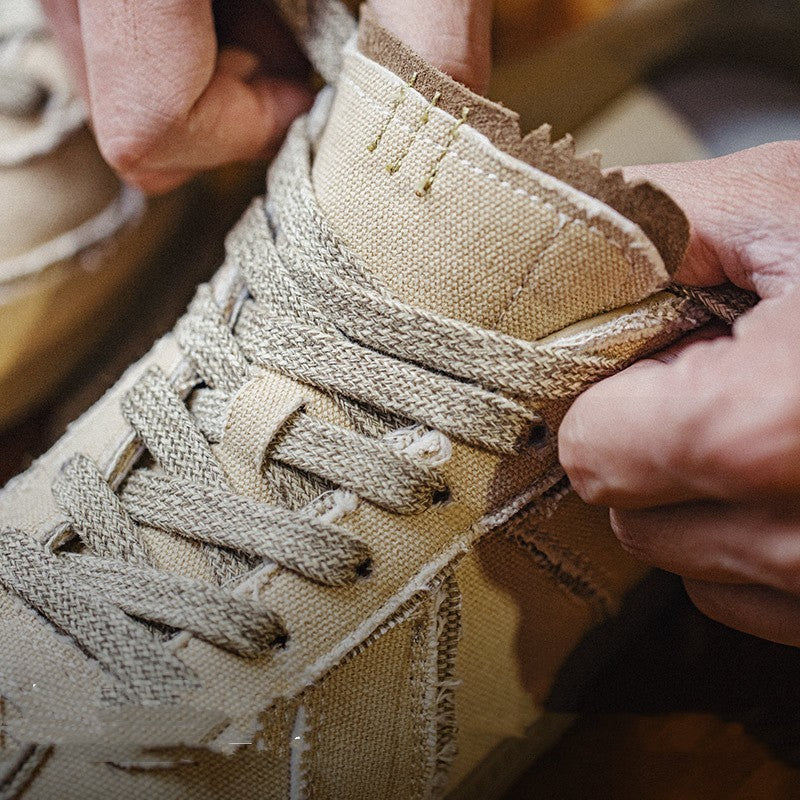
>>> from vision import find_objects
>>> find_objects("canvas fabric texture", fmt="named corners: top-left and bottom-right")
top-left (356, 5), bottom-right (690, 278)
top-left (0, 7), bottom-right (727, 799)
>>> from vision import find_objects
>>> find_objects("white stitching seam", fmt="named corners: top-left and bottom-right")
top-left (342, 72), bottom-right (641, 272)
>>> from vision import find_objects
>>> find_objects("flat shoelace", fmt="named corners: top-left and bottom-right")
top-left (0, 111), bottom-right (750, 703)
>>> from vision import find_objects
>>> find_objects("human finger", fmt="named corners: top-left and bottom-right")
top-left (560, 286), bottom-right (800, 508)
top-left (39, 0), bottom-right (88, 98)
top-left (369, 0), bottom-right (493, 93)
top-left (78, 0), bottom-right (311, 192)
top-left (622, 142), bottom-right (800, 297)
top-left (684, 578), bottom-right (800, 648)
top-left (611, 501), bottom-right (800, 595)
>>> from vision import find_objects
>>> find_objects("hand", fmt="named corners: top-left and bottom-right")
top-left (559, 141), bottom-right (800, 646)
top-left (41, 0), bottom-right (493, 194)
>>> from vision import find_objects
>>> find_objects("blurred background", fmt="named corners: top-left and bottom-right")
top-left (492, 0), bottom-right (800, 164)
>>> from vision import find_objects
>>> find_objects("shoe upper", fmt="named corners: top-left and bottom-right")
top-left (0, 4), bottom-right (726, 798)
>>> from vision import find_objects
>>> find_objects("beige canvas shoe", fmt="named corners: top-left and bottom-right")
top-left (0, 0), bottom-right (186, 428)
top-left (0, 4), bottom-right (749, 799)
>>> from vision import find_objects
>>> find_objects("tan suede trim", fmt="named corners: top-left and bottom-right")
top-left (358, 5), bottom-right (690, 275)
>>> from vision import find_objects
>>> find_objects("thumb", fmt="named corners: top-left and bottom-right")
top-left (368, 0), bottom-right (493, 94)
top-left (622, 141), bottom-right (800, 297)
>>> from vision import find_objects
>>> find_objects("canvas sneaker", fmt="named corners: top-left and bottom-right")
top-left (0, 0), bottom-right (187, 428)
top-left (0, 3), bottom-right (749, 798)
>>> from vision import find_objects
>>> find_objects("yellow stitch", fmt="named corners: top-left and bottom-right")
top-left (453, 106), bottom-right (469, 134)
top-left (366, 73), bottom-right (417, 153)
top-left (421, 91), bottom-right (441, 125)
top-left (416, 106), bottom-right (470, 196)
top-left (386, 90), bottom-right (442, 174)
top-left (415, 175), bottom-right (432, 197)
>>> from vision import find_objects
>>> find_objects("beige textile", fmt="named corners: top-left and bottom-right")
top-left (0, 8), bottom-right (729, 800)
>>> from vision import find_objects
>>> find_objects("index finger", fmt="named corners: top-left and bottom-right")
top-left (77, 0), bottom-right (311, 192)
top-left (558, 287), bottom-right (800, 508)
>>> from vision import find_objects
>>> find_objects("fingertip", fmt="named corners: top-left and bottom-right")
top-left (217, 48), bottom-right (261, 80)
top-left (558, 371), bottom-right (649, 505)
top-left (557, 393), bottom-right (604, 503)
top-left (671, 229), bottom-right (729, 287)
top-left (369, 0), bottom-right (493, 93)
top-left (253, 79), bottom-right (314, 139)
top-left (559, 358), bottom-right (687, 508)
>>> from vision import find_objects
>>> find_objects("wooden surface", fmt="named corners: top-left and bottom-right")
top-left (508, 585), bottom-right (800, 798)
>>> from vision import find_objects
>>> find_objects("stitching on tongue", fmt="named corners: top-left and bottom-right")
top-left (386, 87), bottom-right (439, 176)
top-left (366, 71), bottom-right (417, 154)
top-left (347, 71), bottom-right (642, 274)
top-left (415, 104), bottom-right (469, 197)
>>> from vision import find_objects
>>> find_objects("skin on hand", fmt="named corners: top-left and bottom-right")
top-left (559, 140), bottom-right (800, 646)
top-left (41, 0), bottom-right (493, 194)
top-left (40, 0), bottom-right (314, 193)
top-left (370, 0), bottom-right (493, 94)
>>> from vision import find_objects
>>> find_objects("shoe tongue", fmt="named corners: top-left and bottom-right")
top-left (310, 12), bottom-right (688, 342)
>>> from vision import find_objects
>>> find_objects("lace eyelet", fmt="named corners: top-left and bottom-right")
top-left (355, 557), bottom-right (373, 579)
top-left (526, 422), bottom-right (549, 449)
top-left (431, 486), bottom-right (452, 506)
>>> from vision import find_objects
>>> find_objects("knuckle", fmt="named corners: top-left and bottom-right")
top-left (94, 102), bottom-right (182, 176)
top-left (97, 130), bottom-right (159, 176)
top-left (568, 475), bottom-right (604, 506)
top-left (559, 452), bottom-right (603, 505)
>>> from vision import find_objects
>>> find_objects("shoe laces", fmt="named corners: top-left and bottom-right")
top-left (0, 0), bottom-right (756, 702)
top-left (0, 107), bottom-right (641, 703)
